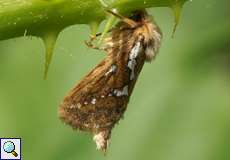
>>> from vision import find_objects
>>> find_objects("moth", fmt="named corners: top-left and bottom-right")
top-left (59, 9), bottom-right (162, 152)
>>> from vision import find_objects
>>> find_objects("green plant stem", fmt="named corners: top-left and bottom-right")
top-left (0, 0), bottom-right (188, 41)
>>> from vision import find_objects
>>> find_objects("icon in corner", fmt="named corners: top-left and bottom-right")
top-left (0, 138), bottom-right (21, 160)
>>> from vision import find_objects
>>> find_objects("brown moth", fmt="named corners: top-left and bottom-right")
top-left (59, 10), bottom-right (162, 152)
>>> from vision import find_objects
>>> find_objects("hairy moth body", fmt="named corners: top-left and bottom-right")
top-left (59, 10), bottom-right (162, 152)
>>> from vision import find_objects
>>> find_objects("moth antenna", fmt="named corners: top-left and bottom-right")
top-left (106, 9), bottom-right (138, 27)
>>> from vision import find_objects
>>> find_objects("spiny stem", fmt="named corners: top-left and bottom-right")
top-left (0, 0), bottom-right (189, 77)
top-left (0, 0), bottom-right (188, 41)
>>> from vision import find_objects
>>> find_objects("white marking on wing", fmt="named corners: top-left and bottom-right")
top-left (127, 42), bottom-right (142, 80)
top-left (113, 85), bottom-right (129, 97)
top-left (105, 64), bottom-right (117, 76)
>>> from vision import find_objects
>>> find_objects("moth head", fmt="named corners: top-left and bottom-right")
top-left (131, 10), bottom-right (162, 62)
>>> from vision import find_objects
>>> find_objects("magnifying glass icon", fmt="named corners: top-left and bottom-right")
top-left (3, 141), bottom-right (18, 157)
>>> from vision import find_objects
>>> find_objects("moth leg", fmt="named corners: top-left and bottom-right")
top-left (85, 33), bottom-right (103, 50)
top-left (85, 31), bottom-right (114, 51)
top-left (89, 32), bottom-right (102, 41)
top-left (106, 10), bottom-right (138, 28)
top-left (85, 40), bottom-right (101, 50)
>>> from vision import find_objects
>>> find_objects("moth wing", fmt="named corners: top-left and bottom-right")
top-left (59, 53), bottom-right (130, 134)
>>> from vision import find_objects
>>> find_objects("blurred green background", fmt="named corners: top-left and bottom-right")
top-left (0, 0), bottom-right (230, 159)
